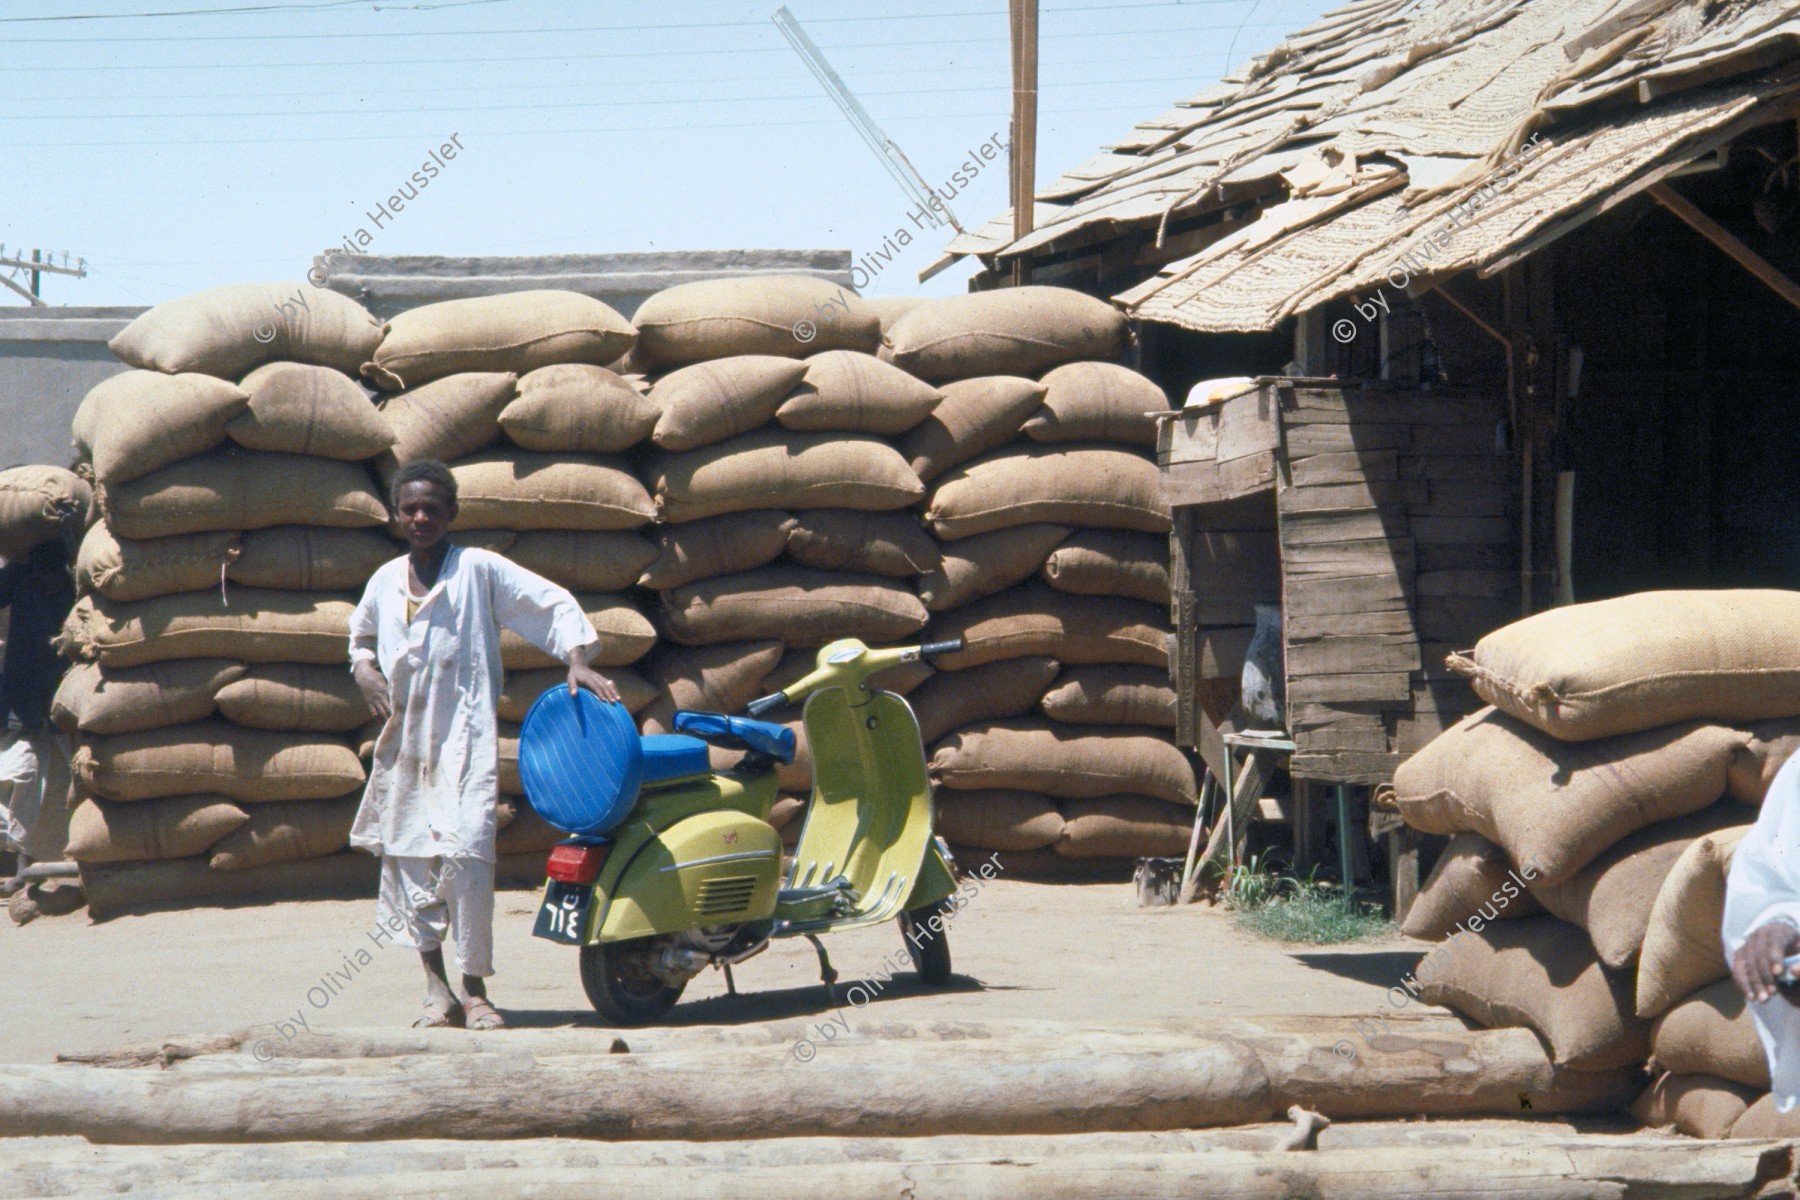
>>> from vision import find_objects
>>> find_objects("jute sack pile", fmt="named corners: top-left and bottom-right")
top-left (72, 720), bottom-right (365, 803)
top-left (631, 276), bottom-right (879, 366)
top-left (774, 350), bottom-right (943, 436)
top-left (109, 282), bottom-right (383, 378)
top-left (50, 659), bottom-right (245, 737)
top-left (1651, 979), bottom-right (1768, 1089)
top-left (63, 795), bottom-right (249, 865)
top-left (1630, 1073), bottom-right (1760, 1139)
top-left (881, 287), bottom-right (1128, 382)
top-left (1637, 827), bottom-right (1750, 1018)
top-left (934, 790), bottom-right (1066, 853)
top-left (362, 290), bottom-right (636, 391)
top-left (1399, 831), bottom-right (1543, 940)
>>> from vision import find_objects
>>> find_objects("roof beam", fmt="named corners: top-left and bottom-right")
top-left (1648, 181), bottom-right (1800, 314)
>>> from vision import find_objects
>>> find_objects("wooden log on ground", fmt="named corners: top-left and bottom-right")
top-left (0, 1134), bottom-right (1783, 1200)
top-left (12, 1022), bottom-right (1639, 1143)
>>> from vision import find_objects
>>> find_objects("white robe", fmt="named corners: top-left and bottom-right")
top-left (347, 546), bottom-right (596, 863)
top-left (1723, 753), bottom-right (1800, 1112)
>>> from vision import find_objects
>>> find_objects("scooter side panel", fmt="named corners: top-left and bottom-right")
top-left (789, 690), bottom-right (934, 927)
top-left (904, 839), bottom-right (958, 910)
top-left (597, 809), bottom-right (783, 942)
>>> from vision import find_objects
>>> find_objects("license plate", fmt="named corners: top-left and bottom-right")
top-left (533, 880), bottom-right (594, 944)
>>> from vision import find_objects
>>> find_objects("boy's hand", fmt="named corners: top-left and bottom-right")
top-left (352, 661), bottom-right (393, 723)
top-left (567, 645), bottom-right (619, 704)
top-left (1733, 920), bottom-right (1800, 1005)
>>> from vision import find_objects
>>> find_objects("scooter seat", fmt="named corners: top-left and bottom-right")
top-left (640, 734), bottom-right (711, 784)
top-left (672, 711), bottom-right (797, 765)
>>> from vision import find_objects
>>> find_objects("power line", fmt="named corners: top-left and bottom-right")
top-left (0, 0), bottom-right (511, 22)
top-left (0, 101), bottom-right (1169, 148)
top-left (0, 72), bottom-right (1216, 121)
top-left (10, 1), bottom-right (1261, 42)
top-left (0, 22), bottom-right (1298, 70)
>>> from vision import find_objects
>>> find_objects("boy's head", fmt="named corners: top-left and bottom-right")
top-left (389, 459), bottom-right (457, 551)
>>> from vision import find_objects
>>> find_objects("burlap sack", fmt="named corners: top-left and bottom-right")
top-left (1039, 664), bottom-right (1175, 728)
top-left (1056, 796), bottom-right (1192, 859)
top-left (75, 523), bottom-right (239, 602)
top-left (1725, 716), bottom-right (1800, 804)
top-left (1530, 805), bottom-right (1750, 969)
top-left (228, 527), bottom-right (395, 591)
top-left (1638, 827), bottom-right (1750, 1017)
top-left (1042, 529), bottom-right (1171, 605)
top-left (499, 593), bottom-right (656, 670)
top-left (776, 349), bottom-right (943, 435)
top-left (214, 664), bottom-right (372, 732)
top-left (498, 665), bottom-right (656, 723)
top-left (505, 530), bottom-right (658, 593)
top-left (0, 466), bottom-right (91, 559)
top-left (496, 803), bottom-right (570, 854)
top-left (229, 362), bottom-right (393, 460)
top-left (773, 717), bottom-right (812, 792)
top-left (927, 583), bottom-right (1169, 670)
top-left (1447, 591), bottom-right (1800, 742)
top-left (73, 721), bottom-right (365, 803)
top-left (882, 287), bottom-right (1128, 382)
top-left (935, 790), bottom-right (1065, 852)
top-left (75, 370), bottom-right (249, 485)
top-left (209, 795), bottom-right (360, 870)
top-left (457, 530), bottom-right (517, 555)
top-left (1413, 916), bottom-right (1651, 1070)
top-left (1651, 979), bottom-right (1768, 1089)
top-left (648, 430), bottom-right (924, 523)
top-left (900, 375), bottom-right (1047, 483)
top-left (100, 450), bottom-right (387, 539)
top-left (60, 590), bottom-right (354, 669)
top-left (1729, 1094), bottom-right (1800, 1138)
top-left (1391, 706), bottom-right (1747, 884)
top-left (909, 655), bottom-right (1060, 745)
top-left (109, 282), bottom-right (382, 379)
top-left (784, 510), bottom-right (939, 578)
top-left (78, 850), bottom-right (383, 918)
top-left (51, 658), bottom-right (244, 736)
top-left (926, 445), bottom-right (1170, 540)
top-left (632, 276), bottom-right (879, 365)
top-left (500, 363), bottom-right (659, 453)
top-left (638, 511), bottom-right (792, 591)
top-left (1400, 831), bottom-right (1543, 940)
top-left (1022, 361), bottom-right (1170, 448)
top-left (448, 451), bottom-right (655, 532)
top-left (659, 567), bottom-right (927, 648)
top-left (636, 640), bottom-right (785, 732)
top-left (376, 372), bottom-right (515, 471)
top-left (868, 296), bottom-right (926, 338)
top-left (918, 524), bottom-right (1070, 612)
top-left (1629, 1072), bottom-right (1757, 1138)
top-left (648, 356), bottom-right (809, 451)
top-left (63, 795), bottom-right (249, 864)
top-left (363, 290), bottom-right (636, 391)
top-left (930, 720), bottom-right (1196, 806)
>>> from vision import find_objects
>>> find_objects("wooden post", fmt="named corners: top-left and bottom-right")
top-left (1008, 0), bottom-right (1038, 286)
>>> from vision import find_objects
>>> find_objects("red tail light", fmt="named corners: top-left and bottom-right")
top-left (546, 842), bottom-right (609, 884)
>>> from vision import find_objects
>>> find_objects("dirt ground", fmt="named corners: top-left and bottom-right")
top-left (0, 875), bottom-right (1428, 1064)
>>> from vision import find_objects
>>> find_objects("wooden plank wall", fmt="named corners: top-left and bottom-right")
top-left (1277, 384), bottom-right (1516, 782)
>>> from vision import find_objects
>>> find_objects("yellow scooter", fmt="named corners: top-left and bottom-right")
top-left (526, 636), bottom-right (965, 1025)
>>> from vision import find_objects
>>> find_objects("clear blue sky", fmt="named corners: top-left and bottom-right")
top-left (2, 0), bottom-right (1337, 307)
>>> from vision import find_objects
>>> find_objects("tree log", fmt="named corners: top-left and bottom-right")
top-left (0, 1134), bottom-right (1784, 1200)
top-left (10, 1022), bottom-right (1639, 1143)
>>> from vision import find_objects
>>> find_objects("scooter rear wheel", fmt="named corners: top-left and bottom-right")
top-left (580, 938), bottom-right (685, 1026)
top-left (899, 900), bottom-right (953, 985)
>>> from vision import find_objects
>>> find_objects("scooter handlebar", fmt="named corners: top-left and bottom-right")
top-left (918, 637), bottom-right (965, 659)
top-left (745, 693), bottom-right (785, 718)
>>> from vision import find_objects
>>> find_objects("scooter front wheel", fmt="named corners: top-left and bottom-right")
top-left (899, 900), bottom-right (953, 985)
top-left (580, 937), bottom-right (685, 1026)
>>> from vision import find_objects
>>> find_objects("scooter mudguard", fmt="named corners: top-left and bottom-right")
top-left (788, 689), bottom-right (934, 929)
top-left (904, 838), bottom-right (958, 911)
top-left (597, 809), bottom-right (783, 943)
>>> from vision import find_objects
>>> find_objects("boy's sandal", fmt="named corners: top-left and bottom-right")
top-left (462, 996), bottom-right (506, 1030)
top-left (413, 998), bottom-right (465, 1028)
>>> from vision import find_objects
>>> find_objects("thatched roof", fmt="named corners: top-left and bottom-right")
top-left (939, 0), bottom-right (1800, 332)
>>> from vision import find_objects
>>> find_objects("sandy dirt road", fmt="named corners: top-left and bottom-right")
top-left (1, 877), bottom-right (1425, 1064)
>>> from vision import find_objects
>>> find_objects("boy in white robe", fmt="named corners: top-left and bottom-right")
top-left (1726, 752), bottom-right (1800, 1113)
top-left (350, 459), bottom-right (619, 1029)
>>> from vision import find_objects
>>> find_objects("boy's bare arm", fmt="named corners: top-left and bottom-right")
top-left (567, 641), bottom-right (620, 703)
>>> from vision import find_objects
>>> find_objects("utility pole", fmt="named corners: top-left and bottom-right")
top-left (1009, 0), bottom-right (1038, 286)
top-left (0, 246), bottom-right (87, 306)
top-left (773, 6), bottom-right (964, 235)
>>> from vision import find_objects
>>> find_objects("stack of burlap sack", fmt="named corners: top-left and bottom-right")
top-left (1391, 591), bottom-right (1800, 1137)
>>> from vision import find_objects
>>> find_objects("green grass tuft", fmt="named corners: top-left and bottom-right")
top-left (1222, 853), bottom-right (1393, 945)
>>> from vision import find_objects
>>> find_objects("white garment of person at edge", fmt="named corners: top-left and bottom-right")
top-left (1724, 751), bottom-right (1800, 1113)
top-left (347, 544), bottom-right (597, 863)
